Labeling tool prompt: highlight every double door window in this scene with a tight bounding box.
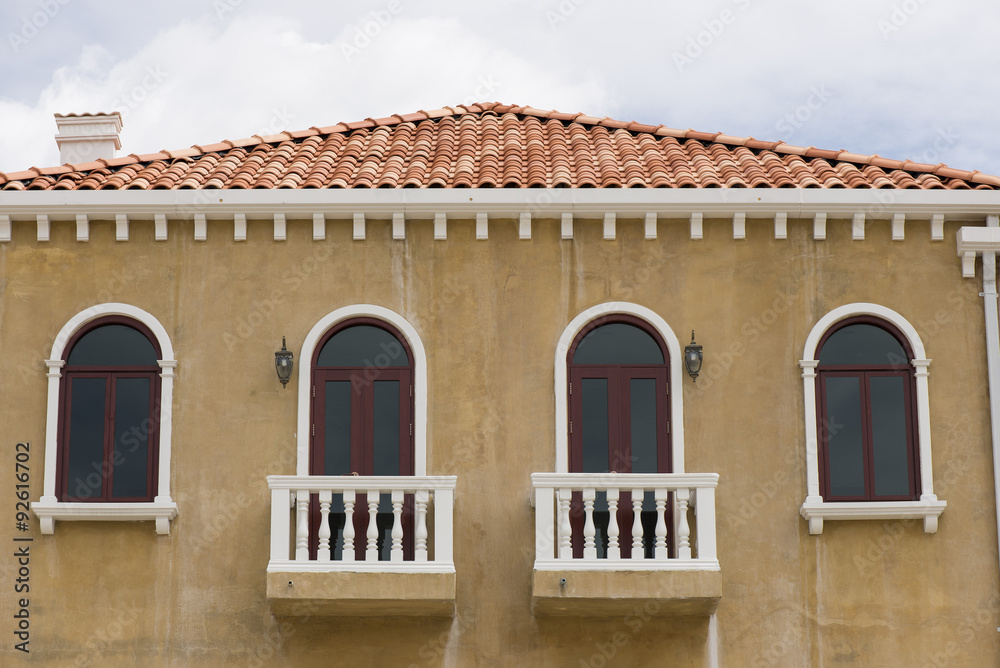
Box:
[310,319,414,560]
[568,317,671,558]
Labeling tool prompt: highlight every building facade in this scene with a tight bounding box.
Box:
[2,103,1000,665]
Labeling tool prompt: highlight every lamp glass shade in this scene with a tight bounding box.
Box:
[684,332,703,381]
[275,338,294,387]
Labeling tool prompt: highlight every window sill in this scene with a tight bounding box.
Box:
[799,496,946,535]
[32,496,178,535]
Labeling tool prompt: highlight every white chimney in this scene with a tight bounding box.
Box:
[54,112,123,164]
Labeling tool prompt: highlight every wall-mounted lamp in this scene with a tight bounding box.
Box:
[684,331,703,382]
[275,337,293,388]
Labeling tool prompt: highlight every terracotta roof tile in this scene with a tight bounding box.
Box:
[1,102,995,190]
[162,147,201,159]
[194,143,232,153]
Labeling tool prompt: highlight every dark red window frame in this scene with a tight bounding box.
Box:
[566,314,673,558]
[309,318,415,560]
[815,316,920,502]
[567,314,672,474]
[56,316,162,503]
[310,317,414,478]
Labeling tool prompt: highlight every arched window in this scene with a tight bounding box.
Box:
[59,318,161,501]
[799,304,946,534]
[308,315,416,560]
[564,311,674,559]
[311,318,414,479]
[567,316,671,475]
[815,318,917,501]
[34,303,178,535]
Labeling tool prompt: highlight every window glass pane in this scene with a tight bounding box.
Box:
[819,324,907,366]
[67,377,106,499]
[629,378,657,473]
[825,376,866,497]
[573,323,664,365]
[317,325,409,368]
[871,376,912,497]
[111,377,151,499]
[373,381,400,476]
[68,325,158,366]
[324,381,352,475]
[581,378,610,473]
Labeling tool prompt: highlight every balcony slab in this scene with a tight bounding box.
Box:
[267,571,456,617]
[531,568,721,617]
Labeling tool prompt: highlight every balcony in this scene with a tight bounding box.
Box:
[530,472,721,617]
[266,475,457,617]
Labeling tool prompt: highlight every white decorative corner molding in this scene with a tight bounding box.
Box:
[957,225,1000,277]
[554,302,686,474]
[798,303,944,535]
[296,305,428,477]
[32,303,178,535]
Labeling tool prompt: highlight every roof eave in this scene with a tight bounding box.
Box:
[2,187,1000,222]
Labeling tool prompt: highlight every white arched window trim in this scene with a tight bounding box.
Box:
[297,305,428,477]
[554,302,686,474]
[33,303,178,535]
[798,302,946,535]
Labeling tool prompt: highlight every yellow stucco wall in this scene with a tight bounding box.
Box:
[0,213,995,666]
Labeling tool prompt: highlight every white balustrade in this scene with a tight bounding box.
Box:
[531,473,720,571]
[267,475,457,573]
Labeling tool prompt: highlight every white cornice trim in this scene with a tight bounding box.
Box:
[2,188,1000,222]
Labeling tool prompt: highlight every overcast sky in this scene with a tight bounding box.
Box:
[2,1,998,177]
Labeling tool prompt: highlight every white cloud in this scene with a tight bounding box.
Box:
[2,1,1000,175]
